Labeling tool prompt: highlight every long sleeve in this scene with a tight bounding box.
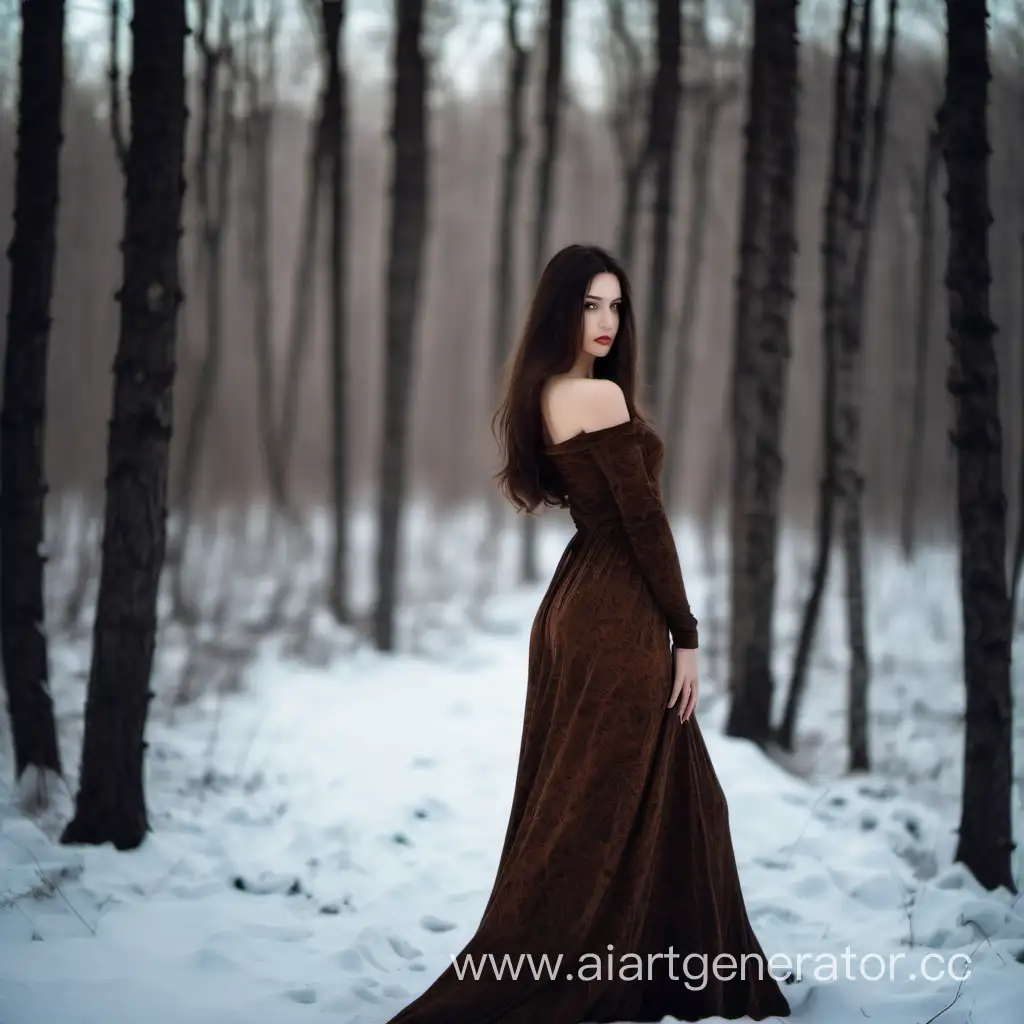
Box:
[589,431,699,649]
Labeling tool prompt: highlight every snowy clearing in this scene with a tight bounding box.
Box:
[1,512,1022,1023]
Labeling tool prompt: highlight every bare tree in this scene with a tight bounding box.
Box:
[661,76,739,508]
[373,0,429,650]
[607,0,650,271]
[277,84,328,490]
[0,0,66,798]
[240,0,287,512]
[643,0,682,400]
[725,0,800,745]
[843,0,898,771]
[521,0,567,585]
[62,0,188,851]
[778,0,896,758]
[316,0,351,624]
[943,0,1015,892]
[899,104,943,562]
[474,0,532,598]
[492,0,530,394]
[170,0,236,621]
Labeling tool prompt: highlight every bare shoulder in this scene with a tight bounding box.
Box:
[541,376,629,444]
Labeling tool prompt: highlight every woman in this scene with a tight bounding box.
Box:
[385,244,791,1023]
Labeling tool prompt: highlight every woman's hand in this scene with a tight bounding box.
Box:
[666,647,699,723]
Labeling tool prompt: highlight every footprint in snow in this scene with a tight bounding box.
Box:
[387,934,423,960]
[421,914,457,932]
[285,986,317,1005]
[351,979,384,1004]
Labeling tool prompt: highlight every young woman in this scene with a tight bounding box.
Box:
[385,244,791,1023]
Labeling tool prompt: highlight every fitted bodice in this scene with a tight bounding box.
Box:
[540,416,698,649]
[545,418,665,535]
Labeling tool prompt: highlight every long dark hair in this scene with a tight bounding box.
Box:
[491,244,652,513]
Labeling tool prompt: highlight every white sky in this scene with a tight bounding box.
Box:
[46,0,957,118]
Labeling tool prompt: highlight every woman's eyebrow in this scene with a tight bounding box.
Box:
[585,294,621,301]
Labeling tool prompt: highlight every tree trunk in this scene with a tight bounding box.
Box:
[171,1,235,621]
[476,0,531,597]
[644,0,682,404]
[607,0,648,271]
[661,81,736,509]
[728,3,770,739]
[241,0,287,513]
[943,0,1015,893]
[61,0,188,851]
[320,0,350,624]
[373,0,428,651]
[777,0,855,751]
[278,103,327,483]
[899,107,943,562]
[0,0,66,789]
[492,0,529,394]
[522,0,566,585]
[725,0,799,746]
[843,0,898,773]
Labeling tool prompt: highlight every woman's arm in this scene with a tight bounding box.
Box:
[589,430,699,649]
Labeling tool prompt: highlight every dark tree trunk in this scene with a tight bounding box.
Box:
[943,0,1015,892]
[607,0,648,271]
[372,0,428,651]
[61,0,188,851]
[320,0,350,624]
[778,0,855,752]
[522,0,566,585]
[729,5,771,742]
[492,0,529,393]
[900,106,943,562]
[725,0,800,745]
[477,0,530,602]
[643,0,682,404]
[843,0,898,772]
[0,0,66,788]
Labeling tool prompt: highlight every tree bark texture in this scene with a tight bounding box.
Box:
[643,0,682,403]
[0,0,67,783]
[943,0,1015,892]
[726,0,800,746]
[373,0,428,651]
[61,0,188,851]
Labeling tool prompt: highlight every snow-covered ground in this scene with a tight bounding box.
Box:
[1,505,1022,1023]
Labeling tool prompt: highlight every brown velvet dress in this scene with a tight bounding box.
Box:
[385,417,791,1023]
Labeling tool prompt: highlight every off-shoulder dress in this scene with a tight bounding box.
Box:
[385,416,791,1023]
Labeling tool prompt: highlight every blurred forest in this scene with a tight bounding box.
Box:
[0,0,1020,545]
[0,0,1020,880]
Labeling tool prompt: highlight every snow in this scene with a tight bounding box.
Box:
[0,511,1022,1023]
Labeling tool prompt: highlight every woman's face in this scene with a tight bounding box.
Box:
[580,272,621,359]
